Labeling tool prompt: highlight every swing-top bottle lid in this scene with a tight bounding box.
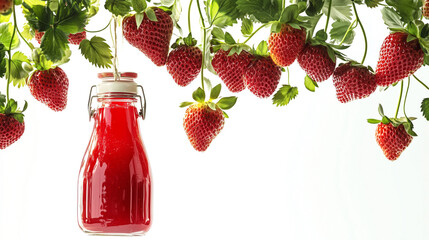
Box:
[97,72,138,95]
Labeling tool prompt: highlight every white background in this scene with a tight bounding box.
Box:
[1,1,429,240]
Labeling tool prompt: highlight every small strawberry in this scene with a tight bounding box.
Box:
[244,56,281,98]
[166,35,202,87]
[67,31,87,45]
[181,84,237,152]
[375,32,424,87]
[424,0,429,19]
[333,62,376,103]
[368,104,416,161]
[298,44,336,82]
[123,8,173,66]
[0,93,27,150]
[212,49,252,93]
[28,67,69,111]
[0,0,12,14]
[35,30,87,45]
[268,24,306,67]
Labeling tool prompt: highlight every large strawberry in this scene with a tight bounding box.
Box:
[28,67,69,112]
[212,49,252,93]
[181,85,237,151]
[0,93,26,150]
[375,32,424,87]
[35,30,87,45]
[268,24,306,67]
[298,44,336,82]
[368,104,416,161]
[166,35,202,87]
[0,0,12,14]
[333,62,376,103]
[123,8,173,66]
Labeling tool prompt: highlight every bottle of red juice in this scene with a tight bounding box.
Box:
[78,72,151,235]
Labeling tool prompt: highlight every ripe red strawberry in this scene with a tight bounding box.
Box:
[268,24,306,67]
[297,44,336,82]
[35,30,86,45]
[0,0,12,14]
[166,45,202,87]
[28,67,69,111]
[333,62,376,103]
[183,103,225,152]
[212,49,252,92]
[123,8,173,66]
[424,0,429,19]
[67,31,86,45]
[244,56,282,98]
[375,32,424,87]
[0,114,25,149]
[376,123,413,161]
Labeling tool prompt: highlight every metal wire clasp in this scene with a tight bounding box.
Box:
[87,85,147,121]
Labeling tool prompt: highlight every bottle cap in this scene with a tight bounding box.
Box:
[97,72,138,95]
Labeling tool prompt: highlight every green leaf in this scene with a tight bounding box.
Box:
[192,87,206,103]
[41,28,69,63]
[222,110,229,118]
[208,0,243,27]
[385,0,421,23]
[132,0,147,12]
[210,84,222,100]
[0,92,6,107]
[255,40,268,56]
[13,113,24,123]
[304,75,318,92]
[79,36,113,68]
[0,23,20,50]
[367,118,381,124]
[381,7,404,31]
[270,21,282,33]
[403,120,418,136]
[22,3,52,32]
[208,102,217,110]
[224,32,236,45]
[236,0,282,23]
[272,85,298,107]
[21,23,34,41]
[5,52,31,88]
[241,18,253,37]
[322,0,353,22]
[0,43,5,78]
[212,27,225,40]
[0,13,11,23]
[55,6,87,34]
[179,101,194,108]
[329,20,356,44]
[135,12,144,29]
[421,98,429,121]
[145,8,158,21]
[217,96,237,110]
[279,4,299,23]
[315,29,328,41]
[104,0,132,16]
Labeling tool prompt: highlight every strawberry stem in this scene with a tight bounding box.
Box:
[243,23,269,44]
[112,16,119,81]
[395,80,404,119]
[352,2,367,64]
[413,74,429,91]
[188,0,194,34]
[403,77,411,119]
[287,67,290,85]
[324,0,332,32]
[339,19,357,46]
[6,3,18,102]
[85,18,112,33]
[282,0,285,9]
[12,4,34,51]
[196,0,206,90]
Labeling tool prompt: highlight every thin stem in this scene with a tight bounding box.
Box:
[339,19,357,46]
[7,3,17,102]
[413,74,429,91]
[282,0,285,9]
[324,0,332,32]
[287,67,290,85]
[12,4,33,50]
[352,2,368,64]
[188,0,194,34]
[113,16,119,81]
[243,23,269,44]
[85,18,112,33]
[196,0,206,90]
[403,77,411,118]
[395,80,404,119]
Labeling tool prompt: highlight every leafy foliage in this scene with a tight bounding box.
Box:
[385,0,421,23]
[421,98,429,121]
[104,0,132,16]
[272,85,299,107]
[329,20,355,44]
[0,23,20,50]
[207,0,243,27]
[237,0,282,23]
[79,36,113,68]
[5,52,31,88]
[0,43,5,78]
[322,0,353,22]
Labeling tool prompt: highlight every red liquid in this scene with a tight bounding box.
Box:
[79,100,151,234]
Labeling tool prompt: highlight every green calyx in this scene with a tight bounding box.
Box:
[179,84,238,118]
[270,3,319,33]
[171,33,197,49]
[0,92,27,123]
[251,40,269,58]
[210,27,251,55]
[307,29,351,63]
[367,104,417,137]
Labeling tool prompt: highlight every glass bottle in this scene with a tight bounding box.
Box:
[78,72,151,235]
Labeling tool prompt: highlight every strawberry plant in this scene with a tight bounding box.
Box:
[0,0,428,162]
